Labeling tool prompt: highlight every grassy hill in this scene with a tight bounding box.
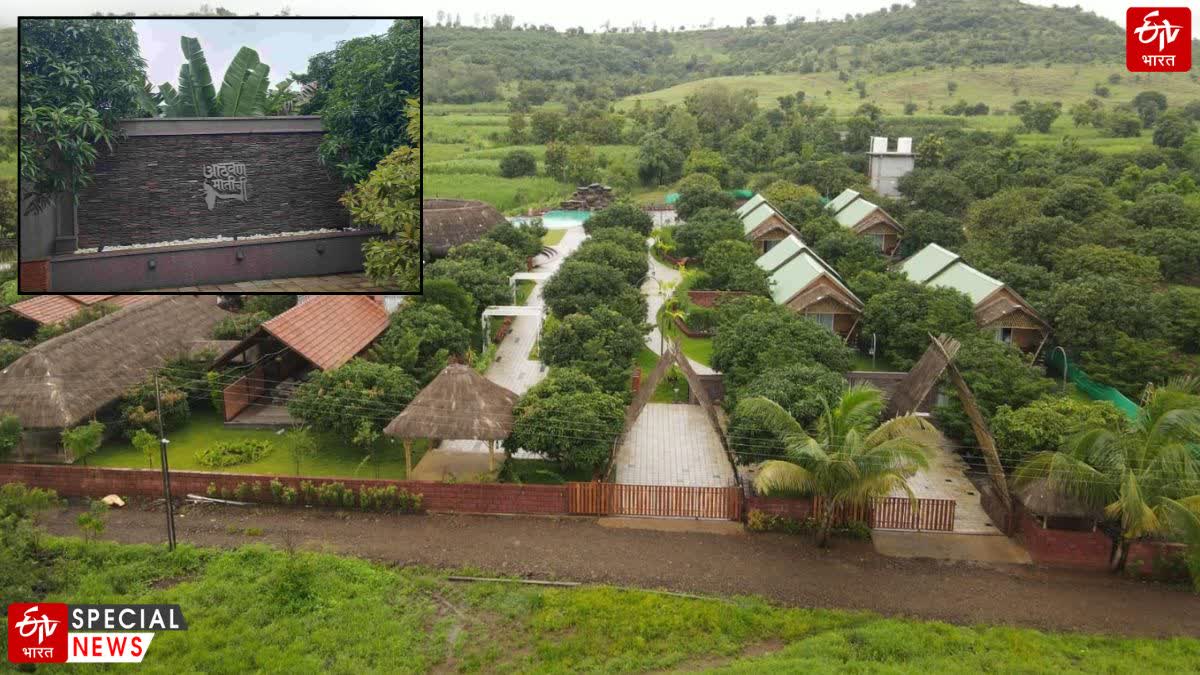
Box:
[0,27,13,107]
[618,65,1200,115]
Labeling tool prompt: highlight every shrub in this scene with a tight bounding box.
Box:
[234,482,253,501]
[683,305,716,333]
[299,480,318,504]
[61,420,105,465]
[288,359,418,440]
[281,486,298,505]
[499,149,538,177]
[195,439,273,467]
[119,378,190,438]
[0,341,26,369]
[991,396,1127,464]
[583,201,654,236]
[207,482,219,498]
[242,295,296,317]
[270,479,284,501]
[0,414,21,459]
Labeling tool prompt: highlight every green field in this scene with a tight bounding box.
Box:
[22,537,1200,672]
[88,410,424,480]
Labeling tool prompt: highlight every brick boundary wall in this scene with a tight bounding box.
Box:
[1126,540,1191,581]
[19,260,50,292]
[0,464,570,516]
[1014,505,1112,570]
[744,494,815,521]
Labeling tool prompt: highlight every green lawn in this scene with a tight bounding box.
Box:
[851,351,906,373]
[679,333,714,367]
[88,410,424,480]
[541,228,566,246]
[500,457,592,484]
[22,538,1200,672]
[637,346,693,403]
[514,279,536,305]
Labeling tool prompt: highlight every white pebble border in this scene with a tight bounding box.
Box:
[73,227,362,255]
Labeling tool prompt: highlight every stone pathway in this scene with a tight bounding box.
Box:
[643,248,714,375]
[614,403,735,487]
[889,435,1000,535]
[409,226,587,480]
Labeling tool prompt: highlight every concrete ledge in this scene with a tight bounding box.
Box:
[47,229,376,292]
[119,115,324,136]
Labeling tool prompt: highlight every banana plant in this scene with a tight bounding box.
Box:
[159,37,270,117]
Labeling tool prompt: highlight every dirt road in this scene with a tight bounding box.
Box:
[38,500,1200,638]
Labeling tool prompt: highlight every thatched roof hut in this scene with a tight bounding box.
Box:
[384,364,519,472]
[1017,478,1102,521]
[423,199,507,257]
[0,295,227,431]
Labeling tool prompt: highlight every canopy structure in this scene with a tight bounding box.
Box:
[383,363,519,472]
[508,272,552,303]
[480,304,545,350]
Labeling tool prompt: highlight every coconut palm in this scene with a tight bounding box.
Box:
[1013,377,1200,569]
[743,384,940,546]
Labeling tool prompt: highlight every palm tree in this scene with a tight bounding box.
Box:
[743,384,940,547]
[1013,377,1200,569]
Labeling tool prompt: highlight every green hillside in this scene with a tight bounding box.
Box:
[619,65,1200,115]
[0,27,13,107]
[425,0,1150,104]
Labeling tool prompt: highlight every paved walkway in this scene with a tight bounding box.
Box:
[643,247,714,375]
[151,272,397,293]
[890,435,999,535]
[410,227,587,479]
[614,403,735,487]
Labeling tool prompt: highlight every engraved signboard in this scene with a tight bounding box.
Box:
[202,162,248,210]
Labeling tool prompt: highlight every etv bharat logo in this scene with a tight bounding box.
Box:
[1127,7,1191,72]
[8,603,186,664]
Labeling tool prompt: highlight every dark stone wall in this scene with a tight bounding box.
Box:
[76,132,350,248]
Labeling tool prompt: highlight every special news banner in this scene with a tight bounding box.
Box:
[8,604,187,664]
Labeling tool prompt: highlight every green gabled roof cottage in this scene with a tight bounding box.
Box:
[755,235,863,340]
[825,188,904,255]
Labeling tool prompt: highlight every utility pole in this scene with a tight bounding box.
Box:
[154,374,177,551]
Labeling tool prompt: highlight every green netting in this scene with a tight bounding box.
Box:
[665,192,680,204]
[1045,350,1140,421]
[730,188,754,199]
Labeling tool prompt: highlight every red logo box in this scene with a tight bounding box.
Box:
[7,603,69,664]
[1128,7,1191,72]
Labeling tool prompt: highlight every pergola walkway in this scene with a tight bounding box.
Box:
[614,403,735,487]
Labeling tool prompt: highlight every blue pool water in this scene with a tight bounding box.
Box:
[510,210,591,230]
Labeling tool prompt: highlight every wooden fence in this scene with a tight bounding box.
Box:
[568,482,743,521]
[804,496,957,532]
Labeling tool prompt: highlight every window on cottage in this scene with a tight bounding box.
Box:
[870,233,887,251]
[762,239,779,253]
[995,327,1013,344]
[809,313,836,331]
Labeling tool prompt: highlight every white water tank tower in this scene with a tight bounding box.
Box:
[867,136,915,198]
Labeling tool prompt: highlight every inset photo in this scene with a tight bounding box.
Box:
[17,16,420,293]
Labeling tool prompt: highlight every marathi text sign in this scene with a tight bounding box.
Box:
[203,161,248,210]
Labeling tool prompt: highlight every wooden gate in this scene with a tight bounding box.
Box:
[812,496,956,532]
[568,482,743,521]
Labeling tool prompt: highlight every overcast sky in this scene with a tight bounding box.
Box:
[6,1,1200,35]
[132,19,392,87]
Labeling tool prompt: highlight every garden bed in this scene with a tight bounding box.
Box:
[87,410,424,480]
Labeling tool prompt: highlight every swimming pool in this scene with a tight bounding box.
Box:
[510,210,592,230]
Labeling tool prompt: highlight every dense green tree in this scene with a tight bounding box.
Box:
[305,19,420,182]
[376,303,471,382]
[447,238,524,276]
[698,240,771,295]
[1016,101,1061,133]
[539,307,644,392]
[1135,228,1200,282]
[859,280,977,369]
[508,390,624,475]
[992,396,1127,465]
[899,169,974,216]
[499,149,538,177]
[812,229,888,280]
[411,278,476,335]
[288,359,418,443]
[933,334,1055,442]
[712,309,853,391]
[583,201,654,236]
[1079,332,1186,397]
[1104,110,1143,137]
[682,149,730,186]
[587,226,648,253]
[1131,90,1168,126]
[571,240,649,286]
[529,109,564,143]
[675,188,736,221]
[484,221,545,259]
[19,19,149,212]
[1129,192,1199,231]
[672,212,744,259]
[636,130,686,186]
[1052,244,1161,285]
[897,209,965,257]
[727,363,847,463]
[1042,276,1153,356]
[542,260,647,324]
[426,258,510,313]
[1152,111,1195,149]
